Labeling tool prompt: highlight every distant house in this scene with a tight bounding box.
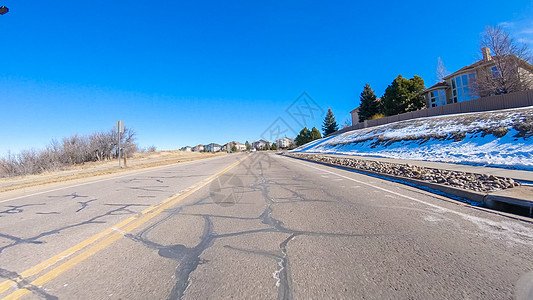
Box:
[221,143,230,152]
[233,142,246,151]
[222,141,246,152]
[192,144,204,152]
[423,47,533,108]
[252,139,269,150]
[180,146,192,152]
[221,141,246,152]
[205,143,222,152]
[276,137,294,149]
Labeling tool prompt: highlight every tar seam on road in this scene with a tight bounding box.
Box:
[118,154,392,300]
[0,155,248,300]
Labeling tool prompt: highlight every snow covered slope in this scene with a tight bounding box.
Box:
[291,106,533,170]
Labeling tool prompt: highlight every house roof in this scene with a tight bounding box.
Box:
[350,107,360,114]
[425,81,449,92]
[519,57,533,72]
[443,54,533,79]
[444,59,488,80]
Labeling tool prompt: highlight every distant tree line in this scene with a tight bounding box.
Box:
[0,126,138,178]
[262,142,278,151]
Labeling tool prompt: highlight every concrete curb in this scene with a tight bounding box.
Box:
[484,189,533,217]
[284,154,532,216]
[485,194,533,208]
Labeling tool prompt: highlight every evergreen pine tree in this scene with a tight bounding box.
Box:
[381,75,426,116]
[295,127,312,146]
[381,75,405,116]
[408,75,426,111]
[322,108,339,136]
[245,141,251,151]
[358,84,381,122]
[310,127,322,140]
[271,143,277,150]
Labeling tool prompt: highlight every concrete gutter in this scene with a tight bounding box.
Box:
[485,187,533,216]
[285,154,533,217]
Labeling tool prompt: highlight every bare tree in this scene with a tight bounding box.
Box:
[0,125,139,178]
[122,127,138,158]
[476,25,533,96]
[343,117,352,128]
[436,57,449,82]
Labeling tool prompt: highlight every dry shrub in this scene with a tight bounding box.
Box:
[491,126,509,138]
[369,113,385,120]
[450,131,466,141]
[513,116,533,138]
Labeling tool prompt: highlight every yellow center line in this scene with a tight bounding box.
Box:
[1,155,248,300]
[0,188,187,294]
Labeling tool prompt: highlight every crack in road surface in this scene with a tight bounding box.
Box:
[0,203,46,216]
[0,268,58,300]
[0,203,149,255]
[122,155,406,300]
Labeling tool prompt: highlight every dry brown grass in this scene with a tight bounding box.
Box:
[0,151,227,193]
[513,116,533,138]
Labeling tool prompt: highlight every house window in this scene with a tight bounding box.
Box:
[491,66,501,78]
[429,89,446,107]
[452,73,478,102]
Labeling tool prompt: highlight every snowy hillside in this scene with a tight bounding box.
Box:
[291,106,533,170]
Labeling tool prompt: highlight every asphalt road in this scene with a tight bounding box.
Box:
[0,152,532,299]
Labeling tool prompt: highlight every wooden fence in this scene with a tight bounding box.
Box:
[333,89,533,136]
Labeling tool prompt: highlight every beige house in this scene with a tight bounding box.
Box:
[222,141,246,152]
[350,107,360,126]
[234,142,247,151]
[276,137,294,149]
[192,144,204,152]
[424,47,533,108]
[252,140,268,150]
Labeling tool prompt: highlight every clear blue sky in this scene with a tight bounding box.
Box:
[1,0,532,156]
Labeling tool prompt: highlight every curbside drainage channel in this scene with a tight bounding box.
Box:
[284,153,533,218]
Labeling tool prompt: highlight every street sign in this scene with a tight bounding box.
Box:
[116,120,124,167]
[116,120,124,134]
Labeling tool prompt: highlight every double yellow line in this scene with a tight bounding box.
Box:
[1,155,248,300]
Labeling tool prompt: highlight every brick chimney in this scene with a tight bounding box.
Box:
[482,47,492,61]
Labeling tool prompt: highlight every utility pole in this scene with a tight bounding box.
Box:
[116,120,124,168]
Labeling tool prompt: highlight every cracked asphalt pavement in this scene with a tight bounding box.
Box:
[0,152,533,299]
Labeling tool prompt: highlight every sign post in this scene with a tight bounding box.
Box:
[116,120,124,167]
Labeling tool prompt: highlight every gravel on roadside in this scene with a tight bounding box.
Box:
[286,153,521,193]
